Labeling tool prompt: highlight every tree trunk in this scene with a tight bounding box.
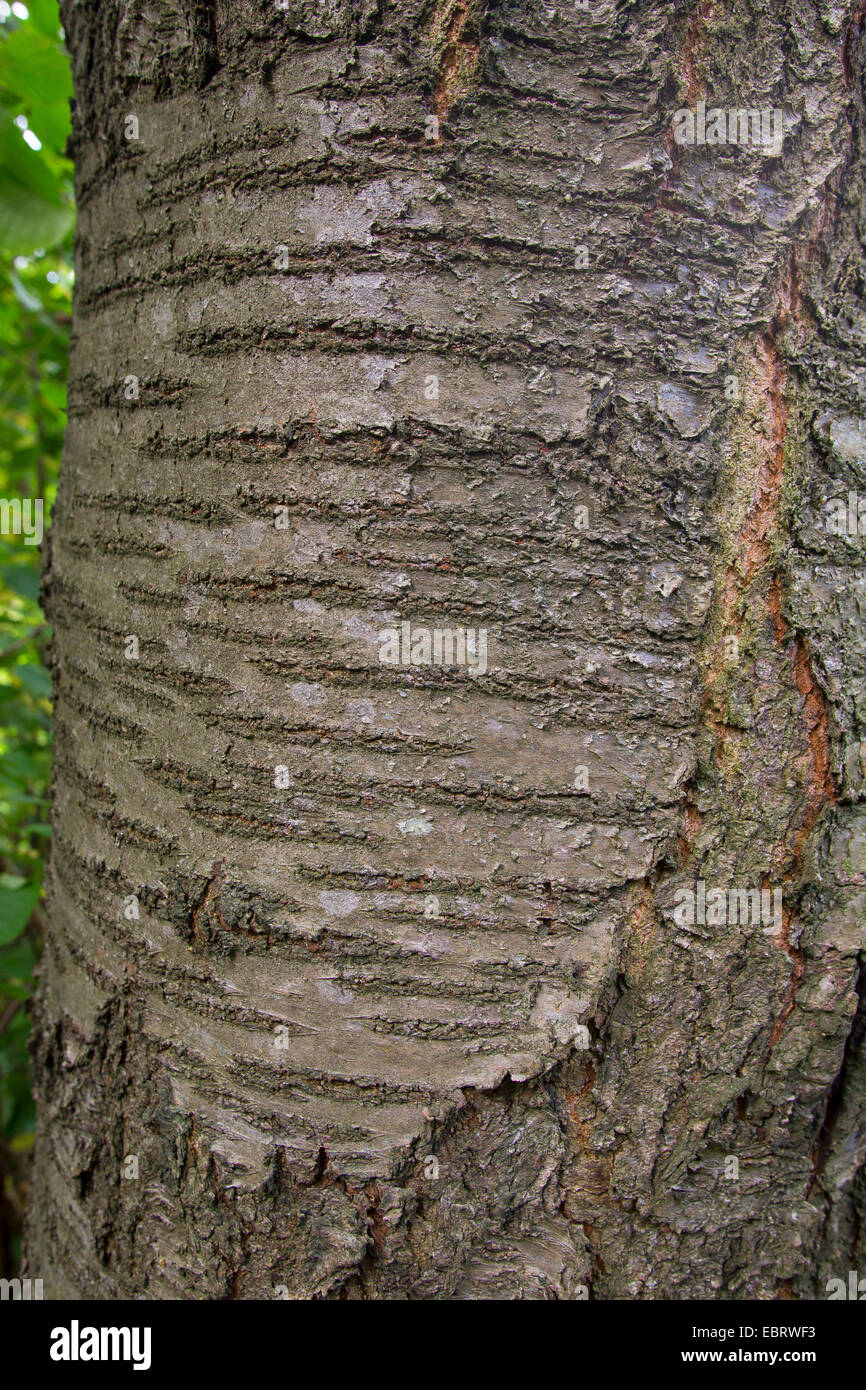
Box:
[27,0,866,1299]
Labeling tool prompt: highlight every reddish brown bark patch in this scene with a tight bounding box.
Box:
[427,0,483,120]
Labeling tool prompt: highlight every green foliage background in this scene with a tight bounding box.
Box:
[0,0,72,1275]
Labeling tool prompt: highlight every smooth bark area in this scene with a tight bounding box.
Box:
[26,0,866,1298]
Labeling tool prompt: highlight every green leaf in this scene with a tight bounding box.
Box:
[1,746,43,781]
[14,662,51,697]
[9,266,41,311]
[0,878,40,943]
[0,117,72,254]
[40,378,66,410]
[0,561,41,600]
[26,98,70,154]
[0,26,72,107]
[0,937,37,978]
[20,821,52,838]
[0,978,32,1000]
[20,0,63,42]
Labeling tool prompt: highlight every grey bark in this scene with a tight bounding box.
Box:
[25,0,866,1299]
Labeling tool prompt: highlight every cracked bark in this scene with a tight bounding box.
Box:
[25,0,866,1298]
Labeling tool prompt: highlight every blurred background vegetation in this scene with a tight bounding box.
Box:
[0,0,72,1275]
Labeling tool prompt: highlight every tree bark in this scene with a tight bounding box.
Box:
[26,0,866,1299]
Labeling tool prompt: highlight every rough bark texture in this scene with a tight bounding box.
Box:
[26,0,866,1298]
